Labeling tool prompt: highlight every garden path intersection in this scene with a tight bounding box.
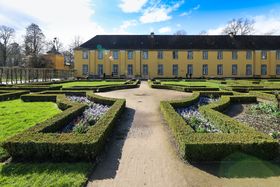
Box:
[87,82,280,187]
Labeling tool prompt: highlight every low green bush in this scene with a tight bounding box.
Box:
[160,92,279,161]
[0,90,30,101]
[3,92,126,161]
[0,85,62,92]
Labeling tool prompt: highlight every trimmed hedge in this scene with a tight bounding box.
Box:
[149,81,219,92]
[3,92,126,161]
[61,80,140,91]
[0,85,62,92]
[249,91,278,103]
[160,92,279,161]
[0,90,30,101]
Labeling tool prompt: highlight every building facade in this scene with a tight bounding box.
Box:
[74,34,280,78]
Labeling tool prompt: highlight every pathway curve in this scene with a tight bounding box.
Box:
[87,82,280,187]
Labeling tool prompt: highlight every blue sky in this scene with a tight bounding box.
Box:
[1,0,280,46]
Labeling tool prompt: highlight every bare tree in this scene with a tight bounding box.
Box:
[8,42,23,66]
[174,30,187,35]
[65,36,83,68]
[0,25,15,66]
[24,23,45,56]
[223,18,255,35]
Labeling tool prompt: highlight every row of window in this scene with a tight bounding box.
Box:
[82,64,280,76]
[83,50,280,60]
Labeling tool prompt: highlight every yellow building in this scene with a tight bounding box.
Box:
[45,47,70,70]
[74,34,280,79]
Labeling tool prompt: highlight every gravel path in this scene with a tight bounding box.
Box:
[87,82,280,187]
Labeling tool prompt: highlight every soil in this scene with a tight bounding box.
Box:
[224,103,280,140]
[87,82,280,187]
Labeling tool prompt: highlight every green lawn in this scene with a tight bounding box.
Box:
[161,81,220,88]
[57,81,125,88]
[0,162,91,187]
[0,100,61,160]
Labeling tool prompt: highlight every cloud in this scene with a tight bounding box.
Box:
[180,4,200,17]
[114,20,138,34]
[0,0,104,46]
[158,26,171,34]
[253,15,280,35]
[206,13,280,35]
[139,1,184,24]
[119,0,148,13]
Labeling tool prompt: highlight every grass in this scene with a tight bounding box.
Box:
[57,81,125,88]
[0,162,92,187]
[161,81,220,88]
[0,99,61,160]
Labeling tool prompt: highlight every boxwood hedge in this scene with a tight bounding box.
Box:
[160,91,279,161]
[0,90,30,101]
[3,91,126,161]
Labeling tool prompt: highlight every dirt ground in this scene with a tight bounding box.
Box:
[87,82,280,187]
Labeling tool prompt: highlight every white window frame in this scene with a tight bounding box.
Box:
[113,50,119,60]
[157,50,163,59]
[246,64,252,75]
[232,64,238,75]
[173,50,178,59]
[202,64,208,75]
[217,64,223,75]
[128,50,133,60]
[158,64,164,75]
[98,50,103,60]
[261,51,267,60]
[217,50,223,60]
[82,50,89,59]
[246,50,252,60]
[202,51,208,60]
[187,50,193,60]
[143,50,148,59]
[232,51,238,60]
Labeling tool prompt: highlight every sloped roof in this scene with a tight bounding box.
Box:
[79,35,280,50]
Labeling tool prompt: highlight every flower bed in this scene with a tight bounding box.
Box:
[225,102,280,140]
[176,97,221,133]
[62,96,110,133]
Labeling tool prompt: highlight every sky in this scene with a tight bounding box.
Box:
[1,0,280,48]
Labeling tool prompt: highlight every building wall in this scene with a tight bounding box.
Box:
[44,54,69,70]
[74,49,280,78]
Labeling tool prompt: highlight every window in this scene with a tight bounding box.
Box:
[82,51,88,59]
[173,50,178,59]
[217,64,223,75]
[82,64,88,75]
[158,64,164,75]
[113,50,118,60]
[261,51,267,60]
[232,64,238,75]
[187,64,193,75]
[127,64,133,75]
[158,50,163,59]
[112,64,118,76]
[232,51,238,60]
[128,50,133,59]
[187,50,193,60]
[246,50,252,60]
[217,51,223,60]
[98,64,103,76]
[172,64,178,76]
[276,65,280,75]
[143,50,148,59]
[202,64,208,75]
[276,50,280,60]
[98,50,103,59]
[202,51,208,60]
[246,64,252,75]
[143,64,148,75]
[261,64,267,75]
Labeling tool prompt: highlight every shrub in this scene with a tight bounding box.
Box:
[0,90,30,101]
[160,92,279,161]
[3,92,126,161]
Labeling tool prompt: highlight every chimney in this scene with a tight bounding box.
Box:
[150,32,155,38]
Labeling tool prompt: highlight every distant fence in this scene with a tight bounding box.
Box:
[0,67,76,85]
